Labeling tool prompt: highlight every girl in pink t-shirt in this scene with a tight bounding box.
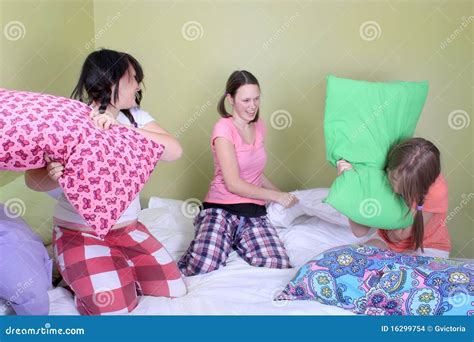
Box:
[179,70,298,276]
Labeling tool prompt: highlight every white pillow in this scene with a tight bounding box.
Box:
[267,188,350,228]
[144,197,196,233]
[140,197,197,259]
[148,197,185,211]
[266,195,305,227]
[142,195,357,268]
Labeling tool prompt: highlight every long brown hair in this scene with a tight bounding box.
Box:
[217,70,260,123]
[386,138,441,251]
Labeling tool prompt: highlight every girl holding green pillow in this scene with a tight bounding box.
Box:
[338,138,451,258]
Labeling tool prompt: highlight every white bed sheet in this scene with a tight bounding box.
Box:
[5,193,377,315]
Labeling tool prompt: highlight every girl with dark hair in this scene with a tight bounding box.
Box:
[24,49,186,315]
[178,70,298,276]
[71,49,182,157]
[338,138,451,258]
[71,48,144,126]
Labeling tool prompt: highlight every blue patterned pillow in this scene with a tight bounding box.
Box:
[276,245,474,316]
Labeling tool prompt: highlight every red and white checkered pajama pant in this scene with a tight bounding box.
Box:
[53,221,186,315]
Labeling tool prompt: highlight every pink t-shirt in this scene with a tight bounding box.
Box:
[204,117,267,206]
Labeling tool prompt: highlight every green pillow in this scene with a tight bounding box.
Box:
[323,75,429,229]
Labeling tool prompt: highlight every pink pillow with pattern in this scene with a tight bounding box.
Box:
[0,88,164,237]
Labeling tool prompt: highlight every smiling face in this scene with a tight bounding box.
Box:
[112,65,141,110]
[228,84,260,123]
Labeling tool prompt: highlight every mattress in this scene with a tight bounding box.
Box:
[4,191,377,315]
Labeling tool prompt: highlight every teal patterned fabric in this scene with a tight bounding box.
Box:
[277,245,473,315]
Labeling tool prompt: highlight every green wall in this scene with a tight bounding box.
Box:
[1,0,473,257]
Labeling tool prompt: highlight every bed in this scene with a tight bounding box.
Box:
[2,190,381,315]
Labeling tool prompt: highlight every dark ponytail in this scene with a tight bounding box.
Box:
[121,89,143,127]
[217,93,231,118]
[71,48,144,127]
[217,70,260,123]
[412,199,425,251]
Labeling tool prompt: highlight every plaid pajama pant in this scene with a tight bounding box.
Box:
[178,208,291,276]
[53,221,186,315]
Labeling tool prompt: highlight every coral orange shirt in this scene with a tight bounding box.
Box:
[378,174,451,252]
